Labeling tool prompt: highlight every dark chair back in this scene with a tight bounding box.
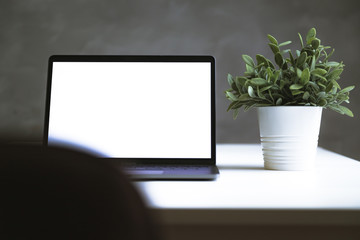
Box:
[0,145,159,240]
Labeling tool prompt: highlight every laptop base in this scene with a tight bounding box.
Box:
[123,165,219,180]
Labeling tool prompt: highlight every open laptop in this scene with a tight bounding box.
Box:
[44,55,218,180]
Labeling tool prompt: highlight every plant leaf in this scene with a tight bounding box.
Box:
[297,52,307,67]
[248,86,256,98]
[308,81,320,91]
[238,93,251,101]
[328,105,344,115]
[290,84,304,90]
[312,73,327,82]
[226,91,238,101]
[337,94,350,101]
[279,80,286,90]
[281,49,291,55]
[234,78,242,92]
[242,54,255,67]
[338,105,354,117]
[273,70,280,84]
[244,71,254,77]
[250,78,267,86]
[268,43,280,54]
[324,48,335,62]
[311,38,320,49]
[292,90,304,96]
[244,102,258,112]
[227,74,234,87]
[310,55,316,71]
[306,28,316,44]
[236,76,247,85]
[318,82,326,90]
[254,103,272,107]
[317,91,326,99]
[268,60,275,69]
[266,67,273,80]
[303,91,310,100]
[257,86,265,99]
[331,79,341,90]
[275,52,284,67]
[260,85,273,92]
[296,68,302,78]
[256,54,269,67]
[278,41,292,47]
[227,101,239,112]
[246,64,255,74]
[298,33,304,48]
[325,61,340,67]
[267,34,278,45]
[300,68,310,85]
[318,98,327,106]
[255,62,265,71]
[328,69,343,81]
[289,51,295,65]
[338,86,355,94]
[311,68,327,76]
[325,82,333,93]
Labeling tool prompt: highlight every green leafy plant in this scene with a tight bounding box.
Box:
[225,27,355,119]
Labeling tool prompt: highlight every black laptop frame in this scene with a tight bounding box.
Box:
[44,55,216,166]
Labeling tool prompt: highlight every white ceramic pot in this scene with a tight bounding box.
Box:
[257,106,323,171]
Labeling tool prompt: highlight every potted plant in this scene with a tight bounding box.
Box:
[225,27,355,170]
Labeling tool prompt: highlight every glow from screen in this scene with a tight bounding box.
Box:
[48,62,211,158]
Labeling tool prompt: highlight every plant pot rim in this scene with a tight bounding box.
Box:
[257,106,323,109]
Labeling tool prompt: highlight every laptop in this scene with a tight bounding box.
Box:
[44,55,218,180]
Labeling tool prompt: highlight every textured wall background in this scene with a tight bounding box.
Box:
[1,0,359,159]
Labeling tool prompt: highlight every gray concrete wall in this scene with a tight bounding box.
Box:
[1,0,359,159]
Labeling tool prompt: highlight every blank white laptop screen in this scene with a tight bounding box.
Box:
[48,61,211,159]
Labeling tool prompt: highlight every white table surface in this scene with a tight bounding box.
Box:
[135,144,360,225]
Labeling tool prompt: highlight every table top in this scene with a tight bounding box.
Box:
[135,144,360,225]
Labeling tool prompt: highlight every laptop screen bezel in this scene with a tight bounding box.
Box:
[44,55,216,165]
